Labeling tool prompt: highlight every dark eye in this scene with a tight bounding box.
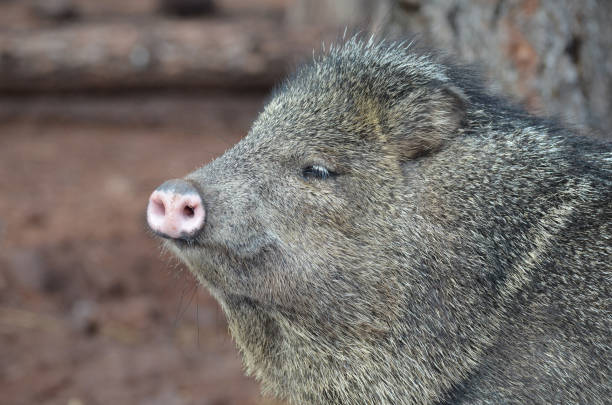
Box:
[302,164,335,180]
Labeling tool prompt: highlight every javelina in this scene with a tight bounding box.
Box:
[147,39,611,404]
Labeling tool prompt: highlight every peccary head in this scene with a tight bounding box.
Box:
[148,40,537,404]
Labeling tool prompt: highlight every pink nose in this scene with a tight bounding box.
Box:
[147,179,205,239]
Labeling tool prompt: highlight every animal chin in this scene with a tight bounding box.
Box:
[213,232,279,260]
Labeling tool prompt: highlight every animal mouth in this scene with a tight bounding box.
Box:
[149,228,203,249]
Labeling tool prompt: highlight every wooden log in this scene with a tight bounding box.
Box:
[0,17,318,92]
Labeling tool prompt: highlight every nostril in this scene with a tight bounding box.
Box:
[183,205,195,218]
[151,197,166,217]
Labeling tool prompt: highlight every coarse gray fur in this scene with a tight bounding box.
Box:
[157,37,611,404]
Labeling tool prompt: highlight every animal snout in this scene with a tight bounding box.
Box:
[147,179,205,239]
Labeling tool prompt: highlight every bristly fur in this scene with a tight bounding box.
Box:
[159,37,611,404]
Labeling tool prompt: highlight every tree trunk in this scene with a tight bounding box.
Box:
[290,0,612,138]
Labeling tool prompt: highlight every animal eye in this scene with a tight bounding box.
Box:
[302,164,335,180]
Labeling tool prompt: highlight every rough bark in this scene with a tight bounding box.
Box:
[291,0,612,138]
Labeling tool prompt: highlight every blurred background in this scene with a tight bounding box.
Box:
[0,1,610,404]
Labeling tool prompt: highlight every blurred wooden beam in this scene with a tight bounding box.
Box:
[0,17,318,92]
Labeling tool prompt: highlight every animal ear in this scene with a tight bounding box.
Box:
[389,82,468,161]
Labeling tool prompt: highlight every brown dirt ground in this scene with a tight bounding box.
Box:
[0,93,286,405]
